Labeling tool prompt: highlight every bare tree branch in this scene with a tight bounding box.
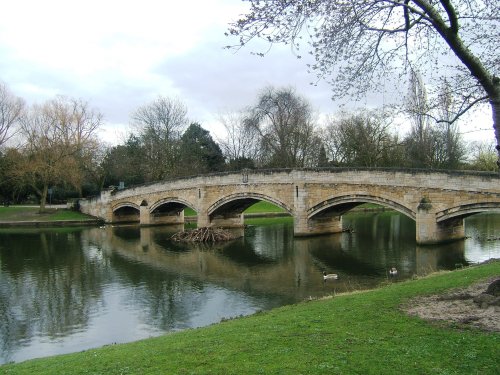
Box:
[0,82,24,147]
[227,0,500,169]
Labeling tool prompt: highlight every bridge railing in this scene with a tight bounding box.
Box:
[84,167,499,197]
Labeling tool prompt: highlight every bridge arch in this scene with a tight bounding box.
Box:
[142,197,198,226]
[207,192,293,217]
[150,197,197,214]
[112,202,140,211]
[204,192,292,229]
[436,202,500,222]
[111,202,140,223]
[307,194,416,221]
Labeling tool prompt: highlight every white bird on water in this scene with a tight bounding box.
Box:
[323,271,338,281]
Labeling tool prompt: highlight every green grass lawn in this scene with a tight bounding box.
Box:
[184,201,286,217]
[245,216,293,226]
[2,260,499,374]
[244,200,286,213]
[184,202,382,218]
[0,201,289,223]
[0,206,98,222]
[0,206,39,220]
[183,207,197,216]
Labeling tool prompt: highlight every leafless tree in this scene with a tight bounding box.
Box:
[131,96,188,179]
[323,110,401,167]
[76,138,109,192]
[47,97,104,196]
[405,70,437,167]
[434,80,466,168]
[228,0,500,169]
[467,141,497,171]
[16,97,103,210]
[246,86,321,168]
[217,110,260,169]
[405,71,465,168]
[0,82,24,148]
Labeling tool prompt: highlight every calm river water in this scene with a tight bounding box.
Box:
[1,211,499,364]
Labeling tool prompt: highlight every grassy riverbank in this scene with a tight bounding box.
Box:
[2,260,499,374]
[0,201,373,223]
[0,206,100,225]
[182,201,287,217]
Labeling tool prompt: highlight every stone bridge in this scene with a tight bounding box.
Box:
[79,168,500,245]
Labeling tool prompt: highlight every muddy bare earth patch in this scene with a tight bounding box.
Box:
[404,276,500,332]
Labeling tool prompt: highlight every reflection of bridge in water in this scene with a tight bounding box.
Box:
[80,168,500,245]
[82,224,467,298]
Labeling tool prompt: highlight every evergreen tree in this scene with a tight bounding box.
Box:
[179,123,225,175]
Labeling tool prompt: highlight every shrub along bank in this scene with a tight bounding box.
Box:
[2,260,499,374]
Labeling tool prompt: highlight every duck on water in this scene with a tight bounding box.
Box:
[323,271,338,281]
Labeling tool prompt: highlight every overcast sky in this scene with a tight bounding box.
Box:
[0,0,493,145]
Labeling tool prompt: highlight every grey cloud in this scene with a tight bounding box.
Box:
[154,39,337,116]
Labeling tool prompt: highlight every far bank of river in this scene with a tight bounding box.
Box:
[0,202,390,227]
[0,206,102,227]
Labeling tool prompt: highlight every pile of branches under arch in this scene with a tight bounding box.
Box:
[171,227,235,242]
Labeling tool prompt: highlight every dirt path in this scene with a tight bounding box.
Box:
[404,276,500,332]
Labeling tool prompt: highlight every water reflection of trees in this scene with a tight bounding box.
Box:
[341,212,417,273]
[308,238,382,276]
[85,226,321,300]
[90,217,468,305]
[221,224,294,265]
[308,211,475,280]
[415,242,468,273]
[0,229,109,363]
[245,224,295,261]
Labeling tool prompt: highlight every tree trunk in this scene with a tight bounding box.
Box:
[490,88,500,172]
[39,184,48,212]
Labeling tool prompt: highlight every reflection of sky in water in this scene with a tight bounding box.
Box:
[464,213,500,263]
[465,237,500,263]
[3,280,273,364]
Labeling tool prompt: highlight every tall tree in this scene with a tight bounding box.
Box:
[405,71,466,168]
[434,80,466,168]
[15,97,102,210]
[317,144,329,167]
[101,135,147,187]
[59,97,103,197]
[217,110,260,169]
[77,138,109,195]
[324,110,400,167]
[405,70,438,167]
[0,82,24,148]
[467,141,498,171]
[132,96,188,179]
[228,0,500,169]
[246,86,321,168]
[0,148,28,203]
[179,123,225,175]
